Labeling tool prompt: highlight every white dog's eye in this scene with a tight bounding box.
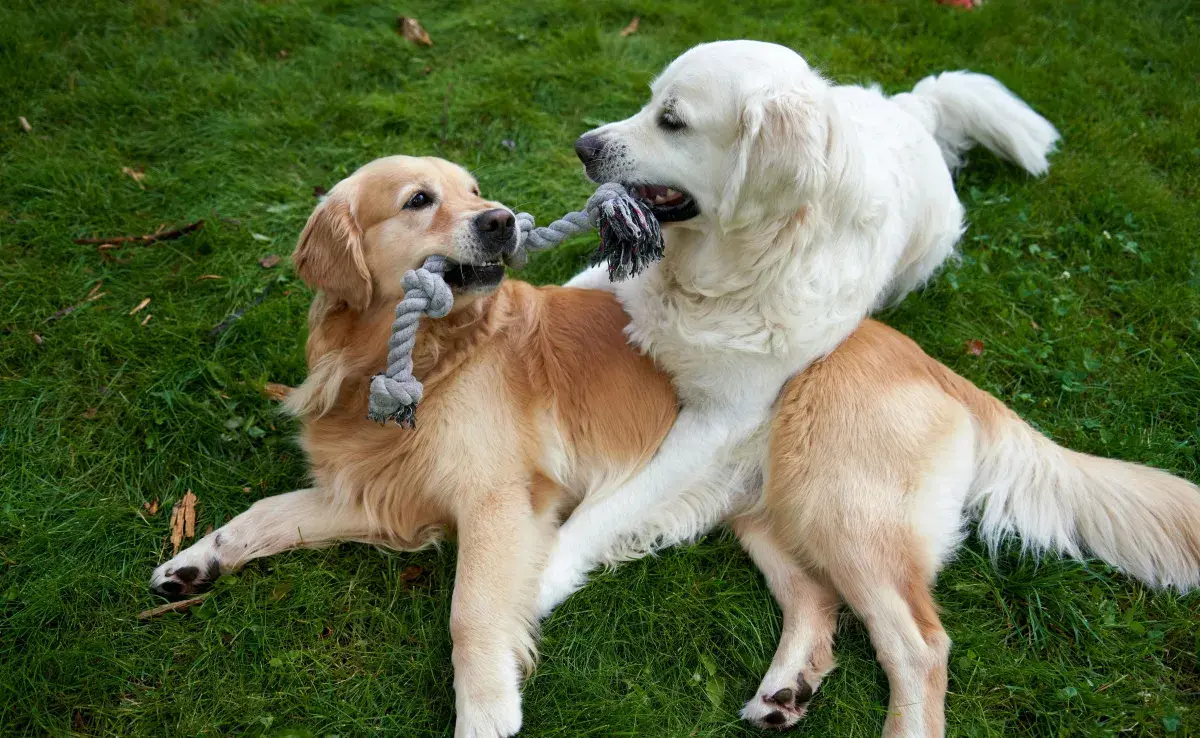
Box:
[658,111,686,132]
[404,191,434,209]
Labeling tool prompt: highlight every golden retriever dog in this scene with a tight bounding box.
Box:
[149,156,677,738]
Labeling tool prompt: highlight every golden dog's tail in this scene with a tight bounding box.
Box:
[960,386,1200,591]
[896,71,1060,176]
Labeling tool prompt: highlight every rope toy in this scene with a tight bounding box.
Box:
[366,183,663,427]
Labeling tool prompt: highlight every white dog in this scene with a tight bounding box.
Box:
[540,39,1062,615]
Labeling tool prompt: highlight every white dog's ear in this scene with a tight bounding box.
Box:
[719,92,824,229]
[292,187,373,311]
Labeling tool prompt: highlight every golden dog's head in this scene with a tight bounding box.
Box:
[293,156,518,311]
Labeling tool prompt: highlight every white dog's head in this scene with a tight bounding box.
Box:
[575,41,838,233]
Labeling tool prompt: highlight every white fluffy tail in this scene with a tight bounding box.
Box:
[896,71,1060,175]
[964,397,1200,591]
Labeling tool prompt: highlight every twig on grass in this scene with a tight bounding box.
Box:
[137,594,209,620]
[73,219,205,246]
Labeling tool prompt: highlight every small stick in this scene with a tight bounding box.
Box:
[74,219,204,246]
[137,594,209,620]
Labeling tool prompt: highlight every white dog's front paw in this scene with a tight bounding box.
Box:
[149,535,223,599]
[536,554,588,618]
[454,686,522,738]
[739,678,816,730]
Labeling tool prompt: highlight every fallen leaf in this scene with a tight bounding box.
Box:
[964,339,984,356]
[122,166,146,188]
[196,274,223,281]
[251,232,272,242]
[262,382,292,401]
[397,16,433,46]
[242,486,251,494]
[1030,320,1040,330]
[400,565,426,584]
[276,49,289,59]
[86,282,104,299]
[258,254,281,268]
[137,594,208,620]
[144,498,159,515]
[129,297,151,315]
[31,332,43,345]
[168,490,198,555]
[73,711,86,732]
[82,407,98,419]
[140,314,152,326]
[620,16,640,36]
[87,291,107,302]
[18,116,31,133]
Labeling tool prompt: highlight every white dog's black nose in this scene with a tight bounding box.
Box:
[574,134,606,165]
[474,208,516,254]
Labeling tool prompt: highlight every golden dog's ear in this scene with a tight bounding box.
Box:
[292,189,373,311]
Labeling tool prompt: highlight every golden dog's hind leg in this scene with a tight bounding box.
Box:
[149,487,379,598]
[450,486,553,738]
[817,521,949,738]
[734,515,841,731]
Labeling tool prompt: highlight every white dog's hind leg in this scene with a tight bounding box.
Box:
[537,406,751,617]
[149,488,374,598]
[734,516,841,730]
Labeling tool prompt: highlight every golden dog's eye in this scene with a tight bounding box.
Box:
[658,111,686,132]
[405,191,433,209]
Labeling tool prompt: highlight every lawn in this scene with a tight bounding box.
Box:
[1,0,1198,736]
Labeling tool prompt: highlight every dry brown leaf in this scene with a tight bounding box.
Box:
[168,490,198,555]
[263,382,293,402]
[258,253,281,269]
[196,274,223,281]
[398,16,433,46]
[964,339,985,356]
[122,166,146,188]
[86,291,107,302]
[18,116,31,133]
[137,594,208,620]
[86,282,104,299]
[31,332,43,345]
[401,565,426,583]
[82,407,98,419]
[129,297,151,315]
[204,524,213,536]
[620,16,640,36]
[140,314,152,326]
[144,498,159,516]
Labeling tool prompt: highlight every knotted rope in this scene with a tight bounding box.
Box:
[366,183,663,427]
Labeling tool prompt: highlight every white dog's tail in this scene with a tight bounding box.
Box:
[962,388,1200,591]
[895,71,1060,175]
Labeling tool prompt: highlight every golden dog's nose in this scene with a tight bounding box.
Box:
[474,209,516,254]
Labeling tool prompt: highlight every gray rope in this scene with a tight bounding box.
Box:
[365,182,628,426]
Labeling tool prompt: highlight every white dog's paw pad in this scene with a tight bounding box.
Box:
[150,558,220,600]
[743,678,815,730]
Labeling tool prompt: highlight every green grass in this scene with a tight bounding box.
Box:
[1,0,1198,735]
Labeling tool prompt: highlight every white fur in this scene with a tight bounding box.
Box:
[540,40,1059,615]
